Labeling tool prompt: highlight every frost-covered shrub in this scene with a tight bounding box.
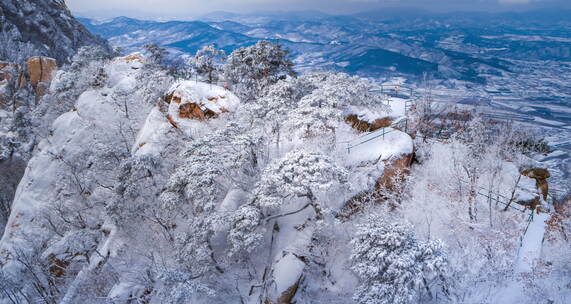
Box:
[253,150,348,213]
[224,40,296,102]
[227,205,264,262]
[351,215,448,304]
[193,45,226,84]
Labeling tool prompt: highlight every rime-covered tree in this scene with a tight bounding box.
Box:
[253,150,348,217]
[284,72,390,142]
[452,115,490,221]
[161,122,261,217]
[245,76,315,149]
[193,45,226,83]
[309,73,390,109]
[227,150,348,259]
[285,96,341,142]
[156,122,263,296]
[224,40,296,102]
[226,205,264,262]
[143,42,169,66]
[351,215,448,304]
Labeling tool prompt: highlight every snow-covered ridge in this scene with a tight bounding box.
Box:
[0,54,152,267]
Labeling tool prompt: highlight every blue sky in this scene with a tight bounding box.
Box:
[66,0,571,19]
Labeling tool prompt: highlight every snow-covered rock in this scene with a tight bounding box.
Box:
[344,127,414,166]
[165,81,240,122]
[0,54,153,276]
[0,0,109,64]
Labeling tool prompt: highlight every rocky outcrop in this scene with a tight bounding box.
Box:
[26,57,57,87]
[277,275,304,304]
[516,196,542,212]
[521,168,550,201]
[164,81,240,123]
[0,57,58,105]
[0,0,110,64]
[337,151,414,220]
[26,57,57,96]
[375,153,414,191]
[178,102,218,120]
[345,114,394,133]
[272,252,306,304]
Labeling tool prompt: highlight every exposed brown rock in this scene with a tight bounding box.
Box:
[516,196,541,212]
[121,53,145,63]
[166,115,179,129]
[337,152,414,220]
[536,179,549,201]
[164,92,175,104]
[376,153,414,192]
[27,57,57,85]
[47,254,70,278]
[345,114,394,133]
[179,102,218,120]
[26,57,57,96]
[277,274,304,304]
[521,168,550,180]
[521,168,550,201]
[17,72,27,89]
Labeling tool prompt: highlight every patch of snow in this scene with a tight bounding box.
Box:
[272,252,305,295]
[344,128,413,166]
[219,188,248,213]
[516,212,550,273]
[132,107,171,156]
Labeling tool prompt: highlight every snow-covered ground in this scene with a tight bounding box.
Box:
[497,211,551,304]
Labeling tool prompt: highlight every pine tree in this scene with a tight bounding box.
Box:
[350,215,448,304]
[223,40,296,102]
[253,150,348,216]
[193,45,226,84]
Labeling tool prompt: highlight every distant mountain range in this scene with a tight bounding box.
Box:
[78,9,571,84]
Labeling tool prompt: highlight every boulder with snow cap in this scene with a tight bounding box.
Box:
[271,252,306,304]
[164,81,240,122]
[520,167,550,201]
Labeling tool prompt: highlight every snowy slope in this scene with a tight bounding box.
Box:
[0,55,153,273]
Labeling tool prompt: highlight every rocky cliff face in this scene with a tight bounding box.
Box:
[0,0,109,64]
